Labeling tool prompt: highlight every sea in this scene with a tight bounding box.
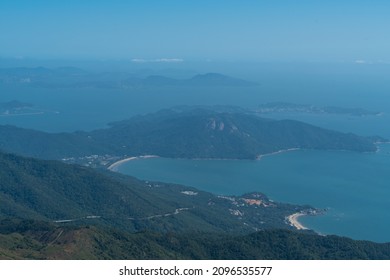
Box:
[116,144,390,242]
[1,62,390,242]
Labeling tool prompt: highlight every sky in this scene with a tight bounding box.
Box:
[0,0,390,63]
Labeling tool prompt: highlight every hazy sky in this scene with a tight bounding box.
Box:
[1,0,389,62]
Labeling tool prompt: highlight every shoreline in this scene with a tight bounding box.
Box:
[109,154,322,234]
[107,155,159,171]
[256,148,300,160]
[287,212,308,230]
[107,148,302,171]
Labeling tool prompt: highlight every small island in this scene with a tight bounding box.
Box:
[256,102,381,117]
[0,100,44,116]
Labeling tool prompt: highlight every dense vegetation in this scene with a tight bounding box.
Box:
[0,125,111,159]
[0,151,306,233]
[1,219,390,260]
[95,108,377,159]
[0,107,379,160]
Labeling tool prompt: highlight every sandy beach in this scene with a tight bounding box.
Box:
[287,213,308,230]
[108,155,158,171]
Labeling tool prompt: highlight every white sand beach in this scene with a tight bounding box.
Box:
[287,213,308,230]
[108,155,158,171]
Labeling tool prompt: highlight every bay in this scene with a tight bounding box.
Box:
[117,144,390,242]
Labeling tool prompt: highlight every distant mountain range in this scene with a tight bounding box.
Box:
[0,67,257,88]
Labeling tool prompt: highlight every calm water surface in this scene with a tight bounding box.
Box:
[117,144,390,242]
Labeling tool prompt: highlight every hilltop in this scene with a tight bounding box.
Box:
[96,108,378,159]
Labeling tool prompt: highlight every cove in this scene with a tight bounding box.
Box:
[116,144,390,243]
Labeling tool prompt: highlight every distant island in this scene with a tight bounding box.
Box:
[256,102,381,117]
[0,67,257,89]
[0,100,57,117]
[0,100,39,116]
[121,73,257,88]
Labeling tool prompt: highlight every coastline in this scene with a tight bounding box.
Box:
[107,155,159,171]
[109,153,323,234]
[256,148,300,160]
[108,148,302,171]
[287,212,308,230]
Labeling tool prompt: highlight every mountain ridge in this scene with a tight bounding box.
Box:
[0,107,381,162]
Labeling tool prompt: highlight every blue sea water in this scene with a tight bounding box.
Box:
[117,144,390,242]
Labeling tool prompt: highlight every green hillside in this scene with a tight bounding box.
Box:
[0,151,308,233]
[1,219,389,260]
[97,108,377,159]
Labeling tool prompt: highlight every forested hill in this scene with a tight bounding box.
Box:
[1,220,390,260]
[0,108,380,160]
[94,108,378,159]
